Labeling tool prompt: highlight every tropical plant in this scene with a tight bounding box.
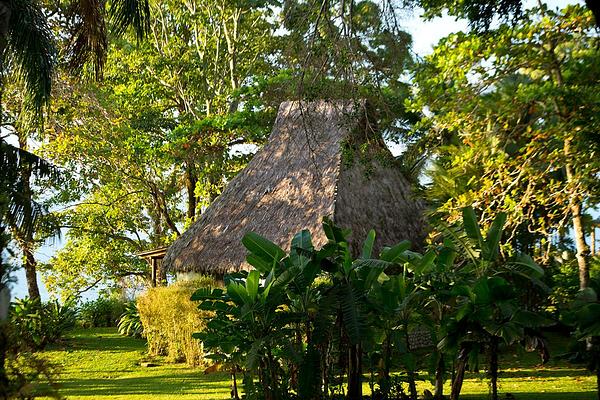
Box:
[192,207,553,400]
[438,208,552,400]
[9,297,76,351]
[194,219,432,400]
[561,277,600,399]
[77,297,125,328]
[117,302,143,338]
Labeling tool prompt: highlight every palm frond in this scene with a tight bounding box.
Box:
[109,0,150,40]
[5,0,56,115]
[69,0,152,75]
[66,0,108,78]
[340,282,362,345]
[0,140,58,236]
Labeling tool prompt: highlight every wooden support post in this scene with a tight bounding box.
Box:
[151,258,157,287]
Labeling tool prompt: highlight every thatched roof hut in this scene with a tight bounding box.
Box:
[164,100,426,276]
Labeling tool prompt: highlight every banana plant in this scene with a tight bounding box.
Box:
[193,228,324,400]
[440,207,551,400]
[561,277,600,400]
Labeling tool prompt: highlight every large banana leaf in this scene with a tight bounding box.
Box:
[242,231,285,270]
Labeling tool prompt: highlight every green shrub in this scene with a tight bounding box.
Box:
[117,302,143,338]
[137,277,217,366]
[10,297,76,350]
[78,297,125,328]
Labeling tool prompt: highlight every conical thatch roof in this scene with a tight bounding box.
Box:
[164,100,426,276]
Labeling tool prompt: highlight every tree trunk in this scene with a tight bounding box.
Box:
[408,370,418,400]
[0,284,9,398]
[185,164,197,221]
[322,341,330,397]
[571,197,590,289]
[23,247,40,300]
[434,353,445,400]
[14,136,40,300]
[231,369,240,400]
[596,366,599,400]
[0,323,8,398]
[563,136,590,289]
[382,336,392,397]
[451,346,469,400]
[591,226,595,256]
[489,337,499,400]
[348,343,362,400]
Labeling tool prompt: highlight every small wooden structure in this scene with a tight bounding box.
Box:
[136,247,168,287]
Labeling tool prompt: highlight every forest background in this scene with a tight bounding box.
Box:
[3,0,595,303]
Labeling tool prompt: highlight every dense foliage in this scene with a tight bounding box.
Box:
[2,1,599,399]
[193,209,549,400]
[117,301,143,338]
[408,5,600,290]
[9,297,76,351]
[77,296,126,328]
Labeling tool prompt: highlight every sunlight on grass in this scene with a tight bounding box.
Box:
[41,328,231,399]
[39,328,596,399]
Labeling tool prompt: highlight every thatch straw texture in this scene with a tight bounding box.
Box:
[163,100,425,275]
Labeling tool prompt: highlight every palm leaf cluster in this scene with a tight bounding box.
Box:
[0,141,55,236]
[0,0,150,117]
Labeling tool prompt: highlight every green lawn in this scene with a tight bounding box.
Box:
[40,328,596,399]
[42,328,231,400]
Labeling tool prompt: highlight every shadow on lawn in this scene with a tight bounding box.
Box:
[57,329,147,352]
[57,373,231,396]
[460,393,595,400]
[461,367,593,380]
[498,368,592,379]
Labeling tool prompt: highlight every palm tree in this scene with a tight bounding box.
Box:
[0,0,150,300]
[1,0,150,113]
[0,1,149,389]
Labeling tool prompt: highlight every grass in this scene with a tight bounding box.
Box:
[39,328,596,399]
[41,328,230,400]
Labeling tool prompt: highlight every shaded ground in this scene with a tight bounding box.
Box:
[40,328,595,399]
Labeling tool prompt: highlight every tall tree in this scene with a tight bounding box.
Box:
[0,0,151,299]
[40,0,280,297]
[409,5,600,288]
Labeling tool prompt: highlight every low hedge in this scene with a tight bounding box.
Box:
[137,276,216,366]
[78,297,126,328]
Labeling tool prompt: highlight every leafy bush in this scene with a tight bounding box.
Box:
[77,297,125,328]
[10,297,76,351]
[137,277,217,366]
[560,276,600,390]
[193,210,549,400]
[117,302,143,338]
